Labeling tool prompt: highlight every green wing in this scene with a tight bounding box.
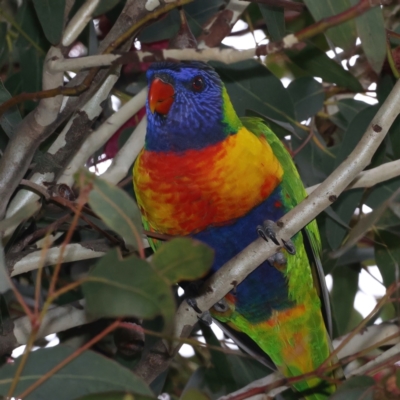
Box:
[241,116,332,335]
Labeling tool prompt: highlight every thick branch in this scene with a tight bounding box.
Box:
[133,76,400,384]
[0,46,64,219]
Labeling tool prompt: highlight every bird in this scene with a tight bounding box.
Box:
[133,61,336,399]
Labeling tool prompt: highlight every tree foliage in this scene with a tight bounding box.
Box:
[0,0,400,399]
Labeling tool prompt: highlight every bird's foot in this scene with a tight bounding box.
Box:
[187,298,213,325]
[267,251,287,271]
[257,220,296,255]
[186,298,202,314]
[212,298,230,313]
[199,311,213,326]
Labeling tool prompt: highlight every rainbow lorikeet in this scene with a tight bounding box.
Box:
[133,62,335,398]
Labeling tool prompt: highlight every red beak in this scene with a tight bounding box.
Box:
[148,78,175,114]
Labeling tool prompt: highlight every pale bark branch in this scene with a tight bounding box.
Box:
[100,116,147,184]
[62,0,101,47]
[8,241,108,277]
[13,302,92,346]
[57,87,147,187]
[0,46,64,220]
[5,73,120,227]
[306,159,400,194]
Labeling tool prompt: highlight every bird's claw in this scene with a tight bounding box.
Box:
[186,298,202,314]
[282,239,296,255]
[256,220,280,245]
[257,220,296,255]
[199,311,213,326]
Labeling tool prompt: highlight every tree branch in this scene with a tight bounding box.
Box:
[57,88,147,187]
[48,0,388,70]
[7,240,109,277]
[100,116,147,184]
[306,159,400,194]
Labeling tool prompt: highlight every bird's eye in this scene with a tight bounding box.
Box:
[192,76,204,92]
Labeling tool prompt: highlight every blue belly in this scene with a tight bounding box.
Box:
[193,187,294,323]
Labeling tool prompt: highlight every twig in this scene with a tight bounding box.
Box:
[306,159,400,194]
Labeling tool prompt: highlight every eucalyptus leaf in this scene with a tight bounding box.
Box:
[303,0,357,51]
[375,230,400,288]
[33,0,65,45]
[151,238,213,283]
[0,79,22,137]
[329,376,375,400]
[287,77,324,121]
[0,346,153,400]
[349,0,386,74]
[214,60,295,123]
[259,4,285,41]
[83,249,175,329]
[82,172,143,252]
[287,43,362,92]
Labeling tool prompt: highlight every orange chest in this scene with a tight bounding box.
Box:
[133,128,283,235]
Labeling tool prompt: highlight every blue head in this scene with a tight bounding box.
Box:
[145,61,240,152]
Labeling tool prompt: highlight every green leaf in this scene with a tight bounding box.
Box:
[181,389,210,400]
[83,249,175,328]
[329,376,375,400]
[0,23,8,68]
[349,0,386,74]
[331,264,361,335]
[84,173,143,252]
[139,0,225,42]
[0,346,153,400]
[335,106,377,168]
[15,1,47,111]
[214,60,295,123]
[389,115,400,160]
[259,5,285,41]
[336,99,370,124]
[303,0,357,51]
[151,238,213,283]
[287,77,324,121]
[287,43,362,92]
[331,189,400,258]
[325,190,363,250]
[76,392,155,400]
[94,0,122,17]
[375,230,400,288]
[33,0,65,45]
[0,79,22,137]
